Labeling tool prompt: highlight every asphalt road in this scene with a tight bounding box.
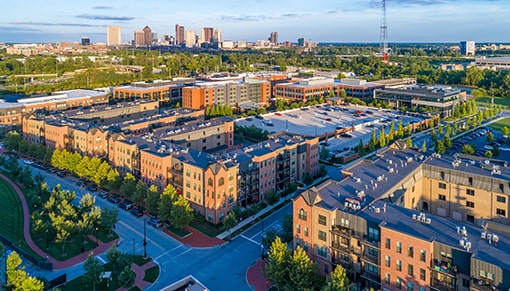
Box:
[22,164,293,290]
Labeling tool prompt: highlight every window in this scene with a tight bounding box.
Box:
[318,215,327,226]
[368,247,378,257]
[304,227,309,237]
[407,282,414,291]
[487,272,494,280]
[396,277,402,289]
[318,230,327,241]
[480,270,486,278]
[218,177,224,186]
[396,260,402,271]
[440,171,445,180]
[324,264,329,274]
[497,196,506,203]
[466,189,475,196]
[420,250,426,262]
[408,264,414,276]
[296,224,300,234]
[368,264,379,274]
[368,227,379,240]
[208,178,213,186]
[438,194,446,201]
[385,238,391,249]
[420,268,426,280]
[385,273,391,284]
[438,182,446,189]
[468,177,473,186]
[385,255,391,267]
[466,201,475,208]
[408,246,414,258]
[497,209,506,216]
[298,209,307,220]
[318,246,327,257]
[467,214,475,223]
[304,242,309,251]
[396,242,402,253]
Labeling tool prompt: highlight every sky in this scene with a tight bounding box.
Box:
[1,0,509,44]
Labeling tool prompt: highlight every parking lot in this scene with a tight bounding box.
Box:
[451,127,510,160]
[236,104,426,154]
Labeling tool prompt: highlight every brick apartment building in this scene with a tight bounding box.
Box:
[293,144,510,290]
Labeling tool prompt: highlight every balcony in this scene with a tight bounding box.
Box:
[360,236,380,249]
[332,256,353,270]
[431,278,456,291]
[361,250,379,265]
[471,279,499,291]
[360,270,380,285]
[431,259,458,276]
[331,242,350,253]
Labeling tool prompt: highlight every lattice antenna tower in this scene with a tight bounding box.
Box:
[380,0,389,63]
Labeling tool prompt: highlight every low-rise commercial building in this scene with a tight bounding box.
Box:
[113,79,195,104]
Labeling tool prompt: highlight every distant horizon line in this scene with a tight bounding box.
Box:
[4,41,510,45]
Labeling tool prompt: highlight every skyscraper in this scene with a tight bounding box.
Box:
[269,32,278,45]
[199,27,214,45]
[185,30,196,48]
[143,26,152,46]
[460,40,476,56]
[81,37,90,46]
[175,24,185,45]
[297,37,306,47]
[134,30,145,46]
[107,26,122,45]
[213,28,222,43]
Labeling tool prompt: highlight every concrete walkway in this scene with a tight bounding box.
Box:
[0,172,118,270]
[116,261,157,291]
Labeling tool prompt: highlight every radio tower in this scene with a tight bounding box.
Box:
[380,0,389,63]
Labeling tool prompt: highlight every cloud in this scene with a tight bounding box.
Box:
[281,13,308,18]
[92,6,114,10]
[11,21,105,27]
[0,26,41,32]
[76,14,134,21]
[219,14,273,22]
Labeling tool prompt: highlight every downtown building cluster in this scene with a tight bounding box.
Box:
[16,88,319,224]
[293,142,510,291]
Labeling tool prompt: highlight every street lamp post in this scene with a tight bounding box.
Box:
[45,229,49,250]
[95,227,99,244]
[143,219,147,259]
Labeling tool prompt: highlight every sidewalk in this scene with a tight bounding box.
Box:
[0,172,118,270]
[162,225,224,248]
[116,261,156,291]
[246,258,271,291]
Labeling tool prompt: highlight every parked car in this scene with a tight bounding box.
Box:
[275,112,282,116]
[57,171,66,177]
[119,199,133,210]
[130,207,144,217]
[255,115,264,119]
[107,196,120,204]
[148,218,162,228]
[98,191,108,199]
[86,185,97,192]
[340,133,353,138]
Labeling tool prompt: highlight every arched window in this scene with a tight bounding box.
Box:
[298,208,307,221]
[208,177,213,186]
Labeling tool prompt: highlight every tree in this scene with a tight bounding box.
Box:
[280,214,293,243]
[106,244,131,274]
[120,173,137,198]
[265,189,279,206]
[144,185,160,213]
[487,131,494,143]
[319,147,330,160]
[378,126,387,148]
[422,140,427,152]
[355,139,364,155]
[265,237,291,290]
[222,211,238,240]
[118,265,136,289]
[323,265,350,291]
[101,207,119,236]
[501,126,510,137]
[388,121,395,140]
[158,184,177,223]
[83,253,102,291]
[484,150,493,158]
[461,144,476,155]
[406,137,413,148]
[435,140,446,154]
[288,246,318,290]
[396,120,404,139]
[444,134,452,149]
[262,230,279,249]
[6,251,44,291]
[368,130,377,152]
[106,169,122,190]
[171,195,194,229]
[133,181,148,204]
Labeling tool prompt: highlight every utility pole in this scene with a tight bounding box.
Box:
[143,219,147,258]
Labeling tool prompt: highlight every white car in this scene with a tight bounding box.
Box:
[23,160,34,165]
[484,145,494,150]
[499,147,510,152]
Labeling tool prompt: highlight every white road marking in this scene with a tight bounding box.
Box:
[241,234,262,246]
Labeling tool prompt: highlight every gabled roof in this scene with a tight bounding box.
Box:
[301,187,322,206]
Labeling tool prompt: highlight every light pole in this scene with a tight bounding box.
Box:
[45,229,49,250]
[95,227,99,244]
[261,220,265,260]
[143,219,147,259]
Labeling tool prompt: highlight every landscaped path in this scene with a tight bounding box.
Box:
[0,173,118,270]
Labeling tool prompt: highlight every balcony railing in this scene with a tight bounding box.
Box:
[361,251,379,265]
[360,270,380,284]
[471,278,498,291]
[431,259,458,276]
[431,278,456,291]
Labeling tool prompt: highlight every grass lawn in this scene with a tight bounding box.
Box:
[0,177,42,260]
[131,255,151,266]
[42,234,97,261]
[165,225,191,238]
[489,117,510,133]
[189,221,223,237]
[475,96,510,108]
[144,265,159,283]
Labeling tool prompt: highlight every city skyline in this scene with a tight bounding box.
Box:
[1,0,509,44]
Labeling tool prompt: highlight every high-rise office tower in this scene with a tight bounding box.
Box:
[460,40,476,56]
[143,26,152,46]
[199,27,214,45]
[213,28,222,43]
[134,30,145,46]
[269,32,278,45]
[175,24,185,45]
[81,37,90,46]
[297,37,306,47]
[107,26,122,45]
[185,30,196,48]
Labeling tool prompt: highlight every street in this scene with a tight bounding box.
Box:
[23,164,293,290]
